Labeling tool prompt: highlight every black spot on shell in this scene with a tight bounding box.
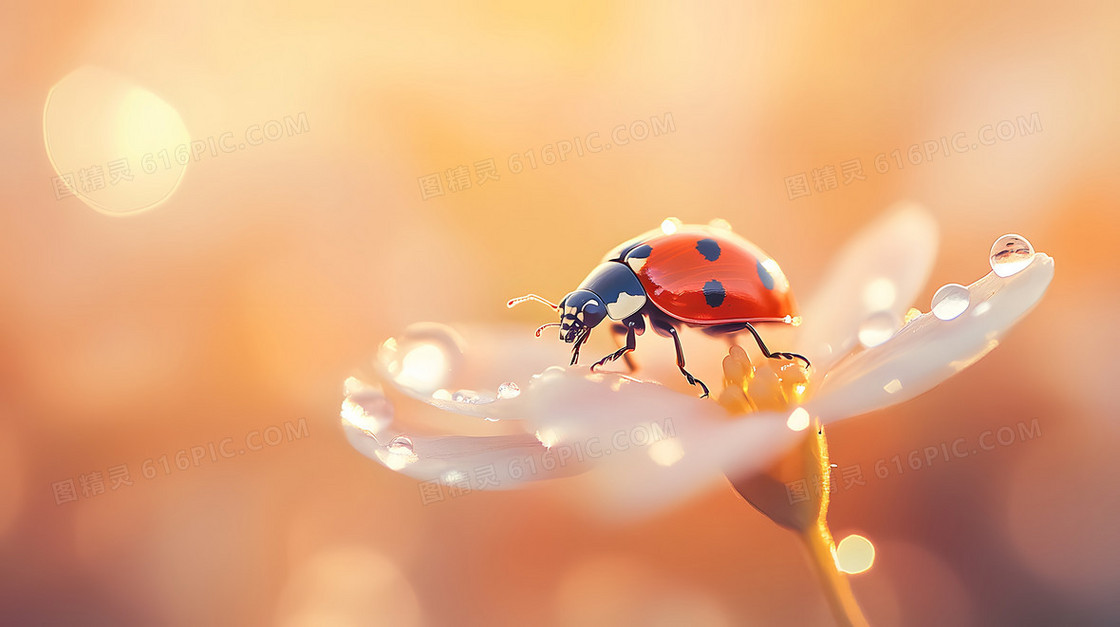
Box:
[703,279,726,307]
[695,238,721,262]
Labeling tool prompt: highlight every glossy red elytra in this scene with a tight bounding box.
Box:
[509,220,809,397]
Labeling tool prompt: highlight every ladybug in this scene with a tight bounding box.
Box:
[509,222,809,397]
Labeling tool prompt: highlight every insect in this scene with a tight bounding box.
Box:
[509,222,810,397]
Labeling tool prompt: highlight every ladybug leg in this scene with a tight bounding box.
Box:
[741,323,811,367]
[600,317,645,371]
[663,325,710,398]
[569,329,593,366]
[593,324,637,372]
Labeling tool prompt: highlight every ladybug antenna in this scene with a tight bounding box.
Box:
[506,294,559,310]
[533,322,562,337]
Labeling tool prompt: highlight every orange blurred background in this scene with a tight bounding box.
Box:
[2,3,1119,625]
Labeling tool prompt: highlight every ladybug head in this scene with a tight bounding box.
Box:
[558,289,607,343]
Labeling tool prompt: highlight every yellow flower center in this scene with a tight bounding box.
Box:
[717,345,810,414]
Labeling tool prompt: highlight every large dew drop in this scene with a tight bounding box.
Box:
[857,311,900,348]
[931,284,970,321]
[377,323,465,395]
[497,382,521,399]
[989,234,1035,278]
[381,435,418,470]
[387,435,414,455]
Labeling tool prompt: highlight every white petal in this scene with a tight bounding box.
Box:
[348,364,803,514]
[806,253,1054,422]
[571,412,802,521]
[342,379,587,488]
[521,367,718,442]
[520,369,803,519]
[796,203,939,372]
[344,424,586,489]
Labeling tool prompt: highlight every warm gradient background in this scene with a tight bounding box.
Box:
[3,3,1119,626]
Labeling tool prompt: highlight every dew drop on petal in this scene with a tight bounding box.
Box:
[989,234,1035,278]
[497,382,521,399]
[400,345,446,385]
[857,311,900,348]
[931,283,970,321]
[661,217,682,234]
[387,435,414,455]
[530,366,567,384]
[836,534,876,574]
[971,301,992,317]
[452,389,492,404]
[382,435,418,470]
[377,323,464,394]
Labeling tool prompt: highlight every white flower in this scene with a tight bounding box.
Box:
[341,205,1053,520]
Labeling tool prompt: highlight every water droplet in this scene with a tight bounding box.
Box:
[497,382,521,399]
[903,307,922,324]
[708,218,732,231]
[989,234,1035,277]
[857,311,900,348]
[931,283,970,321]
[377,323,464,394]
[661,217,682,234]
[382,435,418,470]
[530,366,567,384]
[387,435,414,455]
[452,389,493,404]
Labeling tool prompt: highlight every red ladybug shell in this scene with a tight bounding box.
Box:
[613,227,798,325]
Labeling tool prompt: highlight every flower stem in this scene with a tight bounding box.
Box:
[798,524,869,627]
